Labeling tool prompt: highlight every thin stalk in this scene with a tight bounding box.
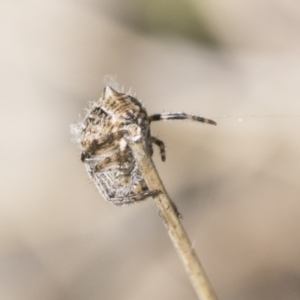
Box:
[129,141,219,300]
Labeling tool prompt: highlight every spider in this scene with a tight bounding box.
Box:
[71,85,216,205]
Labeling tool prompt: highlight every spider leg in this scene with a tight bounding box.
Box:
[151,137,166,161]
[93,148,134,173]
[81,130,127,162]
[149,112,216,125]
[94,152,122,172]
[110,189,160,205]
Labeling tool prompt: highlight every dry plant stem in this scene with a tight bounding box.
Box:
[129,141,219,300]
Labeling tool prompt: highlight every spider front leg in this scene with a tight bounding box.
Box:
[151,136,166,161]
[149,112,217,125]
[81,130,127,162]
[94,152,123,173]
[94,148,134,173]
[110,189,160,206]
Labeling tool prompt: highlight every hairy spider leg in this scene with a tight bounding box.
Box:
[93,149,129,173]
[81,130,127,162]
[151,137,166,161]
[110,189,160,205]
[149,112,217,126]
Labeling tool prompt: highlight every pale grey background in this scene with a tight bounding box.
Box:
[1,1,300,299]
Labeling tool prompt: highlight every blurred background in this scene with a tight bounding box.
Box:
[1,1,300,299]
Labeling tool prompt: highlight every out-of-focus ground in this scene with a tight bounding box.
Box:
[1,1,300,299]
